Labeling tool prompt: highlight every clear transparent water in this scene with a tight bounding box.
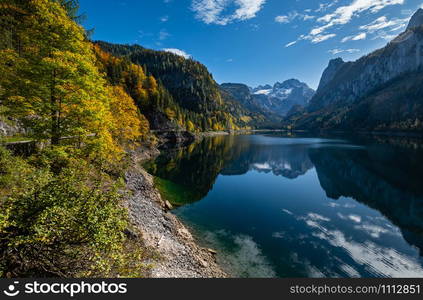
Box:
[145,134,423,278]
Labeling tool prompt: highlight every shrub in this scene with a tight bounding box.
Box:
[0,147,150,278]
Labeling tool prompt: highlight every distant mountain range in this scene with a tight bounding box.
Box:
[96,41,268,131]
[284,8,423,133]
[221,79,315,118]
[97,9,423,134]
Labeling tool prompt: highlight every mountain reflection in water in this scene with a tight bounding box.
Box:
[145,134,423,278]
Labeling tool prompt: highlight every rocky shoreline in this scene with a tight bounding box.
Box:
[124,147,227,278]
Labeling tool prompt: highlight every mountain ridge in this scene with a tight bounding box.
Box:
[221,79,315,119]
[96,41,270,131]
[284,9,423,133]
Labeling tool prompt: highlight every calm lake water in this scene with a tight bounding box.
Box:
[145,134,423,278]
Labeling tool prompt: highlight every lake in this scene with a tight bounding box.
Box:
[145,134,423,278]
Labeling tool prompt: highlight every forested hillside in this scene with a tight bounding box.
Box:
[96,41,267,130]
[0,0,153,277]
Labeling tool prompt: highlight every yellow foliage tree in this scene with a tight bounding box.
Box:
[0,0,144,158]
[108,86,148,145]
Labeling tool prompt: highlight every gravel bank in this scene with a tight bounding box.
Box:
[124,151,226,278]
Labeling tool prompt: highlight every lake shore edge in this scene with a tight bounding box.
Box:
[124,145,227,278]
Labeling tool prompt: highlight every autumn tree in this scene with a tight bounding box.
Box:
[108,86,148,145]
[0,0,143,156]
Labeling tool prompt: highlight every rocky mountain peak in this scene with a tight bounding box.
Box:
[274,79,304,90]
[407,8,423,30]
[317,57,346,91]
[328,57,344,66]
[249,79,315,116]
[254,84,272,91]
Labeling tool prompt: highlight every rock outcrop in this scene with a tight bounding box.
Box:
[316,58,345,91]
[407,8,423,30]
[309,21,423,111]
[0,119,25,137]
[287,9,423,132]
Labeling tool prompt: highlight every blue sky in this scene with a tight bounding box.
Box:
[79,0,423,89]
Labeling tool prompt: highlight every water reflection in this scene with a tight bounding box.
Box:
[145,134,423,277]
[309,145,423,256]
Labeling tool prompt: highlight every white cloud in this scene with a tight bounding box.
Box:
[275,11,315,24]
[191,0,266,25]
[341,32,367,42]
[160,15,169,22]
[310,33,337,43]
[289,0,404,47]
[372,30,398,41]
[163,48,191,59]
[315,1,339,12]
[286,32,336,47]
[359,16,409,33]
[310,0,404,37]
[328,48,360,55]
[303,14,316,21]
[285,41,297,47]
[275,15,290,23]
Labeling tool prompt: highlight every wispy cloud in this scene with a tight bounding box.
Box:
[191,0,266,25]
[285,41,297,47]
[315,1,339,13]
[341,32,367,42]
[309,33,337,43]
[160,15,169,22]
[371,31,398,41]
[287,32,337,47]
[287,0,404,47]
[163,48,191,59]
[359,16,408,33]
[275,15,290,23]
[310,0,404,37]
[275,11,315,24]
[328,48,360,55]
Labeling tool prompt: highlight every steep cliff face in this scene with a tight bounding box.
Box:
[316,58,346,91]
[287,9,423,132]
[309,25,423,111]
[407,8,423,30]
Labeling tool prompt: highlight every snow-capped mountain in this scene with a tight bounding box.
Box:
[252,79,315,116]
